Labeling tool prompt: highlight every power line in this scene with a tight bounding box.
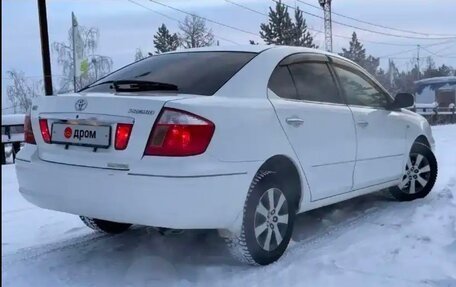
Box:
[225,0,456,48]
[377,40,455,59]
[378,47,418,59]
[296,0,456,38]
[127,0,240,45]
[224,0,267,16]
[146,0,260,38]
[421,46,456,59]
[128,0,180,22]
[274,0,456,41]
[433,43,456,54]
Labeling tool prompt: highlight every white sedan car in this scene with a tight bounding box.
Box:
[16,45,438,265]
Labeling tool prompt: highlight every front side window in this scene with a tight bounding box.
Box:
[335,66,390,108]
[288,62,341,104]
[83,52,257,96]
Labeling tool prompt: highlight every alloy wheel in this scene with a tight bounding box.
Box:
[398,153,431,194]
[254,188,289,251]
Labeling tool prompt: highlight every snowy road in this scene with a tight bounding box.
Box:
[2,125,456,287]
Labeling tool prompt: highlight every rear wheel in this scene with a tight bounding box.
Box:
[80,216,131,234]
[221,171,297,265]
[390,143,437,201]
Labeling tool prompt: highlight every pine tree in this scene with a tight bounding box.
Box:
[340,32,366,65]
[260,0,294,45]
[291,8,317,48]
[260,1,317,47]
[340,32,379,75]
[153,24,179,54]
[178,15,214,48]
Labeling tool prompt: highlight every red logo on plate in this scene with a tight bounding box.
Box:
[64,127,72,139]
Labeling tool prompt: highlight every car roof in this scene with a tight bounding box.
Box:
[172,45,272,53]
[172,44,333,55]
[171,45,359,66]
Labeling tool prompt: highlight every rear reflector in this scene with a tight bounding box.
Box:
[39,119,51,143]
[144,108,215,156]
[24,114,36,144]
[115,123,133,150]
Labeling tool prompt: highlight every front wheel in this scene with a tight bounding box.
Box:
[390,143,438,201]
[221,171,297,265]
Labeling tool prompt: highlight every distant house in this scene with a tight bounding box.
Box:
[414,76,456,109]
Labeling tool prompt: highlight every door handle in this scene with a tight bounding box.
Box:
[286,117,304,127]
[356,121,369,127]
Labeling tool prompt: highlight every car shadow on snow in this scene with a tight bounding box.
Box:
[292,190,397,243]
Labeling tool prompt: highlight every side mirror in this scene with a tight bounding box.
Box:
[389,93,414,109]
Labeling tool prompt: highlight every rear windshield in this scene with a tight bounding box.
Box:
[83,51,257,96]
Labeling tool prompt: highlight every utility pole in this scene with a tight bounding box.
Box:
[318,0,333,52]
[72,12,78,92]
[417,44,421,80]
[388,59,394,88]
[37,0,53,95]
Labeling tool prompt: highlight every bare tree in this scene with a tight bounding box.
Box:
[178,15,214,48]
[6,70,43,113]
[52,26,113,92]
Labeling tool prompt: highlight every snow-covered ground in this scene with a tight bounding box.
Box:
[2,125,456,287]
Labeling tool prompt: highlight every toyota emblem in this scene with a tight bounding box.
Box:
[75,98,88,111]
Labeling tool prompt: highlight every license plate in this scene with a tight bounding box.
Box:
[51,123,111,148]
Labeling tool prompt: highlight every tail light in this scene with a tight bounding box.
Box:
[144,108,215,156]
[115,123,133,150]
[24,114,36,144]
[39,119,51,143]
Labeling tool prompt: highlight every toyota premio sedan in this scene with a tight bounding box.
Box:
[16,45,438,265]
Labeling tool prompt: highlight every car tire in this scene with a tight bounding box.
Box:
[80,216,132,234]
[389,143,438,201]
[222,170,297,265]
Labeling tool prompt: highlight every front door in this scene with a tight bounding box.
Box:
[269,54,357,201]
[332,63,407,190]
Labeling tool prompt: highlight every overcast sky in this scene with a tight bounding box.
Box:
[2,0,456,110]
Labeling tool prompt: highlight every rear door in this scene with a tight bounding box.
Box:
[269,53,357,201]
[331,59,407,189]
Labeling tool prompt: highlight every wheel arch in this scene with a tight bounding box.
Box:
[257,154,303,211]
[414,135,431,148]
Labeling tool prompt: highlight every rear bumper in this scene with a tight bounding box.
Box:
[15,147,257,230]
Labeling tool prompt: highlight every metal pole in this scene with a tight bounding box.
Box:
[417,44,421,80]
[37,0,53,96]
[72,12,77,92]
[319,0,333,52]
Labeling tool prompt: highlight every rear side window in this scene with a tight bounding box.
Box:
[268,66,298,100]
[84,52,257,96]
[288,62,341,104]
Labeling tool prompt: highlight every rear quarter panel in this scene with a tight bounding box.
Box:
[165,96,297,163]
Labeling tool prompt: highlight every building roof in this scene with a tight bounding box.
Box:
[2,114,25,126]
[414,76,456,85]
